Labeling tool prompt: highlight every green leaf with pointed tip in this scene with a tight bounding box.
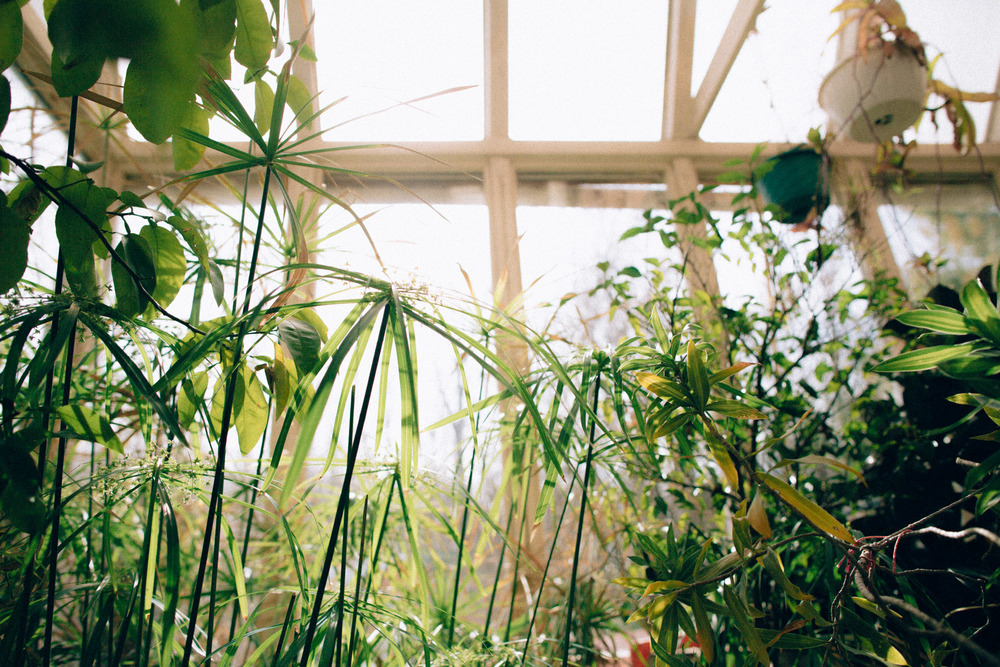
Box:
[761,473,854,542]
[691,592,715,665]
[172,102,210,171]
[178,371,208,428]
[253,78,273,137]
[56,404,124,453]
[47,167,113,298]
[635,371,690,403]
[278,315,322,375]
[707,399,766,420]
[111,241,142,317]
[208,260,226,305]
[709,361,755,384]
[0,204,29,294]
[895,308,970,335]
[707,430,739,489]
[962,279,1000,344]
[758,548,813,601]
[140,224,185,311]
[234,364,267,454]
[872,343,977,373]
[234,0,272,71]
[284,72,314,122]
[723,585,769,665]
[165,214,209,271]
[122,232,157,312]
[0,1,23,71]
[687,340,710,411]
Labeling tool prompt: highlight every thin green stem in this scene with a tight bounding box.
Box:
[181,165,273,666]
[346,497,368,667]
[300,304,391,665]
[561,366,602,667]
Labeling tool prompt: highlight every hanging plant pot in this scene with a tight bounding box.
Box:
[756,147,830,226]
[819,43,927,142]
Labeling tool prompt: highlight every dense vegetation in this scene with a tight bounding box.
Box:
[0,2,998,665]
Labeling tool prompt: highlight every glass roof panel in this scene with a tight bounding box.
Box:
[700,2,838,143]
[904,2,1000,145]
[508,0,668,141]
[313,0,484,141]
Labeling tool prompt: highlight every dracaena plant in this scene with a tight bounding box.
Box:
[597,170,1000,665]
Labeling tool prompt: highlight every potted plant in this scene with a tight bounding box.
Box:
[820,0,998,148]
[754,130,830,228]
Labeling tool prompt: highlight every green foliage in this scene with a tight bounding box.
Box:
[0,4,997,666]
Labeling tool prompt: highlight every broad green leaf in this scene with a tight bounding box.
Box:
[642,579,689,598]
[687,340,710,411]
[50,49,104,97]
[111,241,142,317]
[1,480,44,533]
[140,224,185,311]
[871,343,977,373]
[47,167,113,298]
[122,232,157,312]
[56,404,124,453]
[178,371,208,428]
[962,279,1000,345]
[706,399,766,420]
[938,353,1000,379]
[0,204,29,293]
[0,1,23,71]
[635,371,690,403]
[183,0,236,58]
[208,260,226,305]
[165,214,210,271]
[234,0,273,71]
[285,73,314,121]
[271,343,296,417]
[253,78,273,137]
[895,308,970,335]
[278,315,322,375]
[124,54,195,144]
[761,473,854,542]
[172,101,210,171]
[234,365,267,454]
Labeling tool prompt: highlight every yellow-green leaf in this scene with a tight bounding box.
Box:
[234,0,273,71]
[691,592,715,664]
[56,404,123,454]
[635,371,690,403]
[253,78,274,137]
[709,361,755,385]
[687,340,710,411]
[707,430,739,489]
[748,491,772,538]
[761,473,854,542]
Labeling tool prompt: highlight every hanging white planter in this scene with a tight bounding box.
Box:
[819,43,927,142]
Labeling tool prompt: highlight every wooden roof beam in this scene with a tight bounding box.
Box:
[663,0,696,140]
[690,0,766,136]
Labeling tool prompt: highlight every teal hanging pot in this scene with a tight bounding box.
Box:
[756,148,830,226]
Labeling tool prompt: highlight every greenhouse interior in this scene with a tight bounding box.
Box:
[2,1,1000,665]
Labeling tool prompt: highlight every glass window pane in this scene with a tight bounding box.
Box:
[508,0,668,141]
[313,1,484,141]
